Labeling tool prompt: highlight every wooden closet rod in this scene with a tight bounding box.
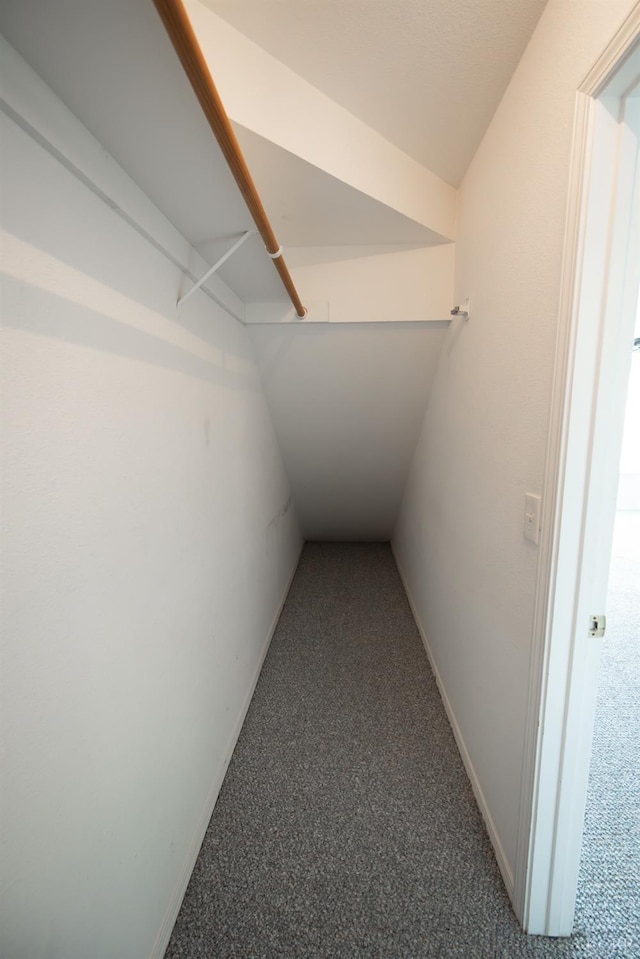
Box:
[152,0,307,318]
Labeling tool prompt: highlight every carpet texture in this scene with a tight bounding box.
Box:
[573,511,640,959]
[165,539,638,958]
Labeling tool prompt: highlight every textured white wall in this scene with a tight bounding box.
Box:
[393,0,638,896]
[0,102,301,959]
[248,245,452,541]
[251,244,454,540]
[286,244,455,324]
[250,322,448,540]
[618,300,640,508]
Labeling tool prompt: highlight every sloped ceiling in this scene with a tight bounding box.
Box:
[201,0,548,187]
[250,322,449,540]
[231,126,447,249]
[1,0,548,541]
[0,0,456,309]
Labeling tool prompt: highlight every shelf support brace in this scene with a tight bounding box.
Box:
[178,230,255,307]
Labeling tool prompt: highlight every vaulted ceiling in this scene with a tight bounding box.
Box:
[1,0,548,307]
[201,0,547,187]
[1,0,549,538]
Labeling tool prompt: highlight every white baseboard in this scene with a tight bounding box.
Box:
[391,545,514,896]
[149,542,304,959]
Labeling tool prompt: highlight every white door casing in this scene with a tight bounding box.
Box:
[515,9,640,937]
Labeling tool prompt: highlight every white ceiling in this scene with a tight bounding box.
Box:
[1,0,548,311]
[202,0,547,187]
[232,125,446,247]
[0,0,456,309]
[250,323,447,539]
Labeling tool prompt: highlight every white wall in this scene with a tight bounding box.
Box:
[250,320,447,541]
[617,300,640,509]
[0,84,301,959]
[286,244,454,324]
[249,243,452,540]
[393,0,638,899]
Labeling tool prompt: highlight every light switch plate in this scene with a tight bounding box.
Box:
[524,493,542,545]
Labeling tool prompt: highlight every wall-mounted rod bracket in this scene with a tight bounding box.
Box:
[450,297,471,320]
[178,230,255,307]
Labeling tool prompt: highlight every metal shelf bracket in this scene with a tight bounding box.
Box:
[178,230,256,307]
[450,297,471,320]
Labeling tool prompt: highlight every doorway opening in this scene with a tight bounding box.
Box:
[518,9,640,938]
[574,302,640,947]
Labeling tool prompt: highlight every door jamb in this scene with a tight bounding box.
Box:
[514,6,640,937]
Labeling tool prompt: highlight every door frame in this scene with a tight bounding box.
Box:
[514,6,640,937]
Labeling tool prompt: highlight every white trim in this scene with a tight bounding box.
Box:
[514,87,596,930]
[0,34,246,325]
[244,300,453,326]
[392,546,514,896]
[148,541,304,959]
[518,6,640,935]
[582,5,640,97]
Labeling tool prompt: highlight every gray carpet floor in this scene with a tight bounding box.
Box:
[166,539,638,958]
[573,510,640,958]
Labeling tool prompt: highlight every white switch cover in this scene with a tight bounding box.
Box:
[524,493,542,545]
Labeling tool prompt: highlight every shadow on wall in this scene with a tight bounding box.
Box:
[1,117,253,371]
[249,322,449,540]
[2,271,261,394]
